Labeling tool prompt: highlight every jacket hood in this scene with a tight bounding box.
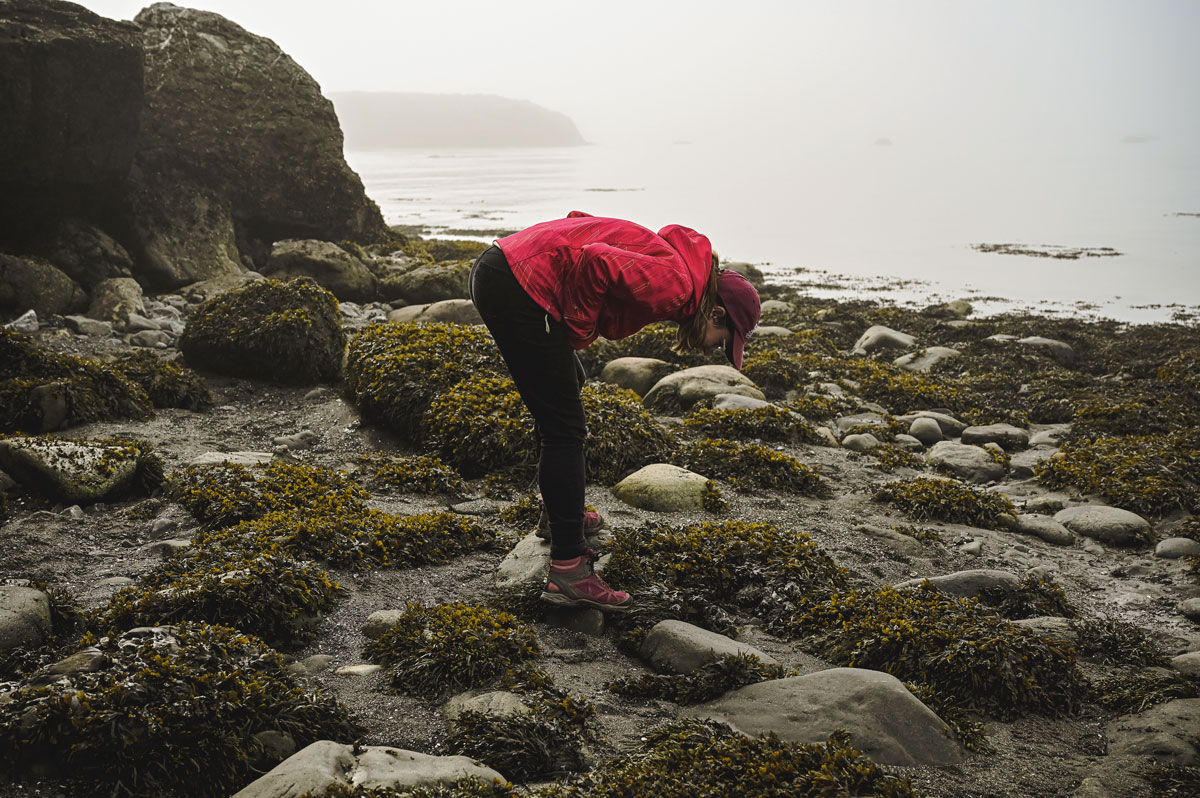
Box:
[658,224,713,307]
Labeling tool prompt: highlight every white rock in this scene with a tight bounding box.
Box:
[5,309,38,332]
[853,325,915,354]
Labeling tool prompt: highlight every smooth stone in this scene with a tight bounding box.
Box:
[611,463,710,512]
[908,417,943,446]
[1105,698,1200,767]
[1054,506,1150,547]
[852,325,915,354]
[272,430,319,450]
[1014,514,1075,546]
[362,610,407,640]
[758,299,794,315]
[961,423,1030,451]
[129,329,173,348]
[599,357,676,398]
[895,411,967,437]
[299,654,335,674]
[892,433,924,452]
[841,433,881,452]
[1181,598,1200,623]
[231,740,504,798]
[641,619,777,674]
[495,532,552,591]
[835,412,888,432]
[443,690,531,726]
[1169,652,1200,677]
[1018,336,1076,364]
[855,525,924,557]
[1011,616,1079,645]
[1008,449,1053,479]
[896,569,1020,599]
[1155,538,1200,559]
[754,325,793,337]
[710,393,774,411]
[688,667,964,766]
[335,664,382,676]
[386,299,481,325]
[1029,425,1070,447]
[643,365,765,413]
[925,441,1006,483]
[0,585,52,651]
[1025,495,1069,514]
[893,346,959,371]
[63,314,114,336]
[143,538,191,557]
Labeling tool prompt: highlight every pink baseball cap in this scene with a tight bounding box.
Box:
[717,270,761,370]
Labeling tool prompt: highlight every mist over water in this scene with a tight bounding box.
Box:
[347,137,1200,323]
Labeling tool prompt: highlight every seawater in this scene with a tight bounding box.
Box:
[345,141,1200,323]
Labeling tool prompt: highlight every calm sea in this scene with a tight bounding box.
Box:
[345,141,1200,323]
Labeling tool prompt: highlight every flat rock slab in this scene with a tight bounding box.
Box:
[611,463,710,512]
[895,569,1020,600]
[687,667,964,766]
[231,740,505,798]
[643,365,764,413]
[1105,698,1200,767]
[926,440,1006,483]
[640,619,777,674]
[1053,506,1150,547]
[494,532,552,590]
[1015,514,1075,546]
[0,437,140,504]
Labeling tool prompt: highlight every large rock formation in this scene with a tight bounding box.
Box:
[126,3,387,287]
[0,0,143,244]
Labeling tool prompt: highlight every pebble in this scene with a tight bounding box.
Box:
[1155,537,1200,559]
[5,309,38,332]
[335,664,382,676]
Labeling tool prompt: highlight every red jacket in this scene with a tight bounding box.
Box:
[495,211,714,349]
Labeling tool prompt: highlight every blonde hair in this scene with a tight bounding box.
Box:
[673,252,723,355]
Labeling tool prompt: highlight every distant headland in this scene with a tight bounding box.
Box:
[329,91,586,148]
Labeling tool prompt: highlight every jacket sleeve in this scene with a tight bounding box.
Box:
[562,242,694,346]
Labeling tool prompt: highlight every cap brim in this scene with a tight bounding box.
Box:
[726,327,747,370]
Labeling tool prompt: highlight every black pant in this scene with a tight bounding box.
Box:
[469,245,587,560]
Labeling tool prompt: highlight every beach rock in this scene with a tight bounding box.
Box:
[495,532,552,590]
[1008,449,1053,479]
[189,451,275,467]
[1105,698,1200,767]
[754,325,793,337]
[1014,514,1075,546]
[895,410,967,437]
[387,299,482,326]
[1011,616,1079,645]
[127,3,385,288]
[362,610,407,640]
[1029,425,1070,447]
[852,325,915,354]
[249,731,298,773]
[4,309,38,332]
[711,393,774,411]
[926,441,1006,483]
[892,433,924,451]
[835,412,889,433]
[1018,336,1076,365]
[611,463,710,512]
[894,346,960,372]
[856,525,924,556]
[600,357,677,398]
[908,417,943,446]
[641,620,777,674]
[0,437,140,504]
[39,218,136,289]
[443,691,531,729]
[264,240,379,303]
[0,585,52,652]
[1053,506,1150,547]
[896,569,1021,600]
[643,365,764,413]
[87,277,145,325]
[688,667,964,766]
[129,329,173,348]
[0,0,142,238]
[28,646,111,687]
[961,423,1030,451]
[125,313,163,332]
[1181,599,1200,623]
[230,740,504,798]
[758,299,795,318]
[62,315,113,337]
[1154,538,1200,559]
[0,254,88,319]
[387,261,471,304]
[335,664,381,676]
[1025,495,1069,514]
[923,300,973,319]
[841,433,881,452]
[1170,652,1200,677]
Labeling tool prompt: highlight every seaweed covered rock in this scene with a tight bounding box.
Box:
[180,277,344,383]
[577,323,710,377]
[582,383,676,484]
[682,404,827,445]
[0,623,359,798]
[875,476,1017,529]
[0,436,163,504]
[0,254,88,319]
[675,438,832,496]
[0,328,153,432]
[344,322,504,440]
[690,667,965,766]
[106,349,213,410]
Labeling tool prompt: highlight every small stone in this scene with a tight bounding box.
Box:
[841,433,880,452]
[449,499,500,517]
[1025,495,1068,514]
[151,517,179,536]
[853,325,915,354]
[362,610,407,640]
[1155,538,1200,559]
[908,417,943,446]
[892,434,924,452]
[1170,651,1200,677]
[961,423,1030,450]
[299,654,335,673]
[893,346,960,372]
[64,504,86,520]
[189,451,274,467]
[5,309,39,332]
[1181,598,1200,623]
[1014,514,1075,546]
[961,540,983,556]
[835,412,888,433]
[271,430,319,450]
[143,539,191,557]
[129,329,173,348]
[304,387,332,401]
[335,664,382,676]
[546,607,606,636]
[63,314,113,337]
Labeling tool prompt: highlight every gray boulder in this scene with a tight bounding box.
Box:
[443,691,531,730]
[896,569,1020,600]
[1018,336,1076,365]
[231,740,504,798]
[40,218,136,289]
[711,393,775,411]
[611,463,710,512]
[87,276,145,325]
[1182,598,1200,623]
[600,357,677,398]
[896,410,967,437]
[1105,698,1200,767]
[1008,448,1053,479]
[894,346,960,372]
[641,620,777,674]
[495,532,553,591]
[1154,537,1200,559]
[841,433,881,452]
[0,254,88,319]
[62,315,113,337]
[0,585,52,652]
[264,240,379,303]
[385,260,472,305]
[126,3,386,287]
[961,423,1030,450]
[1169,652,1200,677]
[908,416,943,446]
[1014,514,1075,546]
[0,437,141,504]
[0,0,142,237]
[835,412,889,433]
[926,441,1007,483]
[852,325,915,354]
[688,667,964,766]
[362,610,407,640]
[387,299,482,326]
[1053,506,1150,547]
[643,365,764,413]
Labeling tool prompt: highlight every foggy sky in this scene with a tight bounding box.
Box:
[76,0,1200,150]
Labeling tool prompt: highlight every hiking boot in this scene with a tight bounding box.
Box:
[540,549,632,612]
[535,508,606,541]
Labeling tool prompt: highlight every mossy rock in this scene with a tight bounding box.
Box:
[106,350,214,411]
[682,405,827,446]
[674,438,832,496]
[364,602,541,698]
[179,277,344,384]
[0,622,358,798]
[344,322,505,441]
[0,328,153,433]
[530,722,918,798]
[874,475,1017,529]
[355,452,466,495]
[0,435,164,505]
[785,583,1086,720]
[581,382,676,484]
